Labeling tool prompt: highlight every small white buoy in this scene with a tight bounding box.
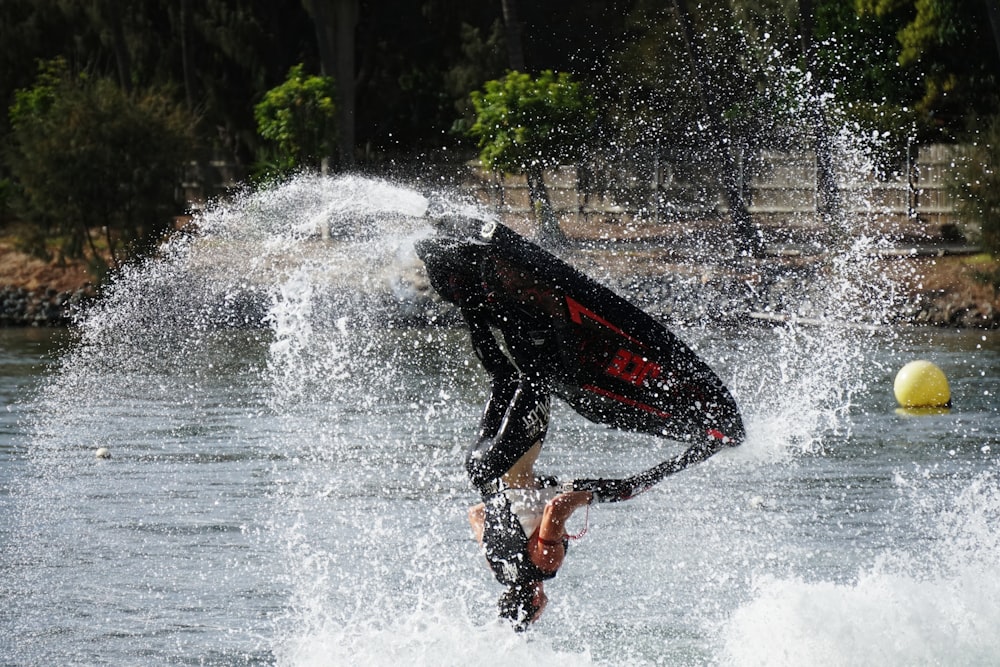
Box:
[893,360,951,409]
[95,447,111,460]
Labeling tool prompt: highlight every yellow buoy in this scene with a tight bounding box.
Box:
[893,360,951,409]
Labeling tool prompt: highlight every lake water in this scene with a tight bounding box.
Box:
[1,176,999,666]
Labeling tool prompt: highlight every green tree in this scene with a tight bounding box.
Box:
[0,1,318,168]
[6,59,195,274]
[856,0,1000,138]
[467,70,596,246]
[955,114,1000,268]
[606,0,790,255]
[302,0,357,167]
[811,1,920,172]
[253,64,337,177]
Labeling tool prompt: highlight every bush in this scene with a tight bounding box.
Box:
[955,115,1000,256]
[6,59,196,272]
[254,64,337,177]
[953,114,1000,291]
[467,70,595,245]
[467,70,595,174]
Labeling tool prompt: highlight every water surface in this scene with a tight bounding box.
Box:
[2,175,999,666]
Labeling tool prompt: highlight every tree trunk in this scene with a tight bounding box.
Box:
[303,0,356,168]
[671,0,760,257]
[500,0,525,71]
[334,0,357,168]
[178,0,194,111]
[798,0,843,231]
[526,165,566,248]
[105,0,132,94]
[985,0,1000,67]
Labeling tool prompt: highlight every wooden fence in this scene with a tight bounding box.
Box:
[180,144,971,247]
[458,144,968,247]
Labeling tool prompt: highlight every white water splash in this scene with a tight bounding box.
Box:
[10,154,990,667]
[721,472,1000,666]
[265,265,350,409]
[275,602,595,667]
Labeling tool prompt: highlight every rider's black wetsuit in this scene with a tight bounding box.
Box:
[415,230,734,588]
[462,307,550,494]
[480,484,565,587]
[412,233,554,491]
[461,306,561,587]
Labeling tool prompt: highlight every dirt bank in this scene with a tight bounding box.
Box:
[885,252,1000,328]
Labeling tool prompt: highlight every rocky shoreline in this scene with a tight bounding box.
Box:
[0,286,95,327]
[903,290,999,329]
[1,222,997,329]
[0,255,996,330]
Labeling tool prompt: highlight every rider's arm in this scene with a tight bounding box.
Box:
[460,307,517,379]
[569,436,725,502]
[528,491,592,573]
[468,503,486,545]
[567,477,638,503]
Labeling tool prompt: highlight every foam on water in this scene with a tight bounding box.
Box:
[265,264,351,409]
[275,602,596,667]
[707,123,1000,664]
[721,472,1000,666]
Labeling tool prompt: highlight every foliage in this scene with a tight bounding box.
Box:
[445,20,509,135]
[467,70,596,174]
[855,0,1000,138]
[253,64,337,177]
[0,0,317,164]
[0,178,12,223]
[815,2,919,142]
[606,1,732,147]
[954,115,1000,260]
[6,59,196,273]
[1,0,997,168]
[0,1,998,270]
[466,69,596,246]
[605,2,836,157]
